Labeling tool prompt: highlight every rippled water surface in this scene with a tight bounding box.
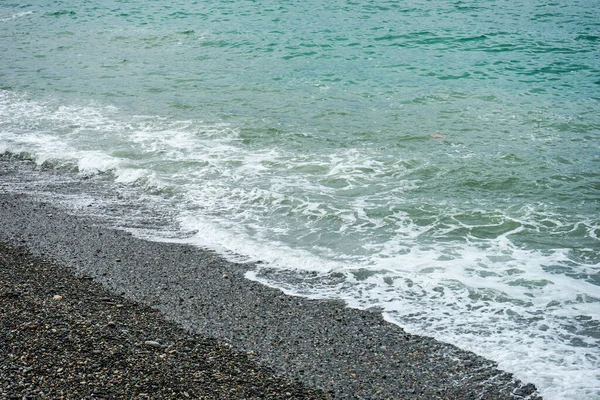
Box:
[1,1,599,398]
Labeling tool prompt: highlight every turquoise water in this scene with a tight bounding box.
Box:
[1,1,599,398]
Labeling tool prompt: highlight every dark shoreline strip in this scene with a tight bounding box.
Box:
[0,243,328,399]
[0,157,541,399]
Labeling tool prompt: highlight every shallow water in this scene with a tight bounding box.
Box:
[1,1,599,398]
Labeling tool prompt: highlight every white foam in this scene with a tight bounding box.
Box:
[230,211,600,400]
[113,167,151,184]
[75,152,118,173]
[177,212,344,272]
[0,11,33,22]
[2,90,599,399]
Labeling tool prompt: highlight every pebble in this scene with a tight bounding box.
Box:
[0,209,329,400]
[0,187,541,400]
[53,295,63,301]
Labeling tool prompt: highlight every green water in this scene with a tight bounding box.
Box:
[1,1,599,398]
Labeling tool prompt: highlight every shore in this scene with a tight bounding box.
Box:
[0,156,541,399]
[0,242,328,399]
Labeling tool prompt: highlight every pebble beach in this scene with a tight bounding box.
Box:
[2,2,598,397]
[0,242,328,399]
[0,156,542,399]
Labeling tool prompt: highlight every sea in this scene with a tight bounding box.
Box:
[1,1,599,398]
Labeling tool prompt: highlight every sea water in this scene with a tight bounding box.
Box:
[1,1,599,398]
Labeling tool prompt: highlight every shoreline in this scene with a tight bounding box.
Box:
[0,156,541,399]
[0,242,328,399]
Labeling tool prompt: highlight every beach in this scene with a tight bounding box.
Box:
[3,2,599,396]
[0,156,540,399]
[0,242,327,399]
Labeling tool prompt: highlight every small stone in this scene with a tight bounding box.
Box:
[106,321,116,328]
[28,324,38,330]
[116,304,124,308]
[223,274,229,279]
[144,340,161,348]
[53,295,63,301]
[168,349,177,354]
[115,258,121,262]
